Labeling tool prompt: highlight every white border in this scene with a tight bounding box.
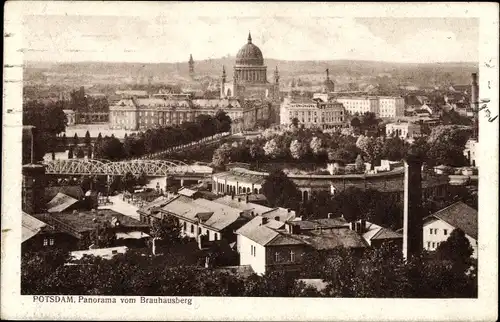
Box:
[2,2,498,321]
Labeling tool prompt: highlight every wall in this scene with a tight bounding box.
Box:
[238,235,267,275]
[265,244,306,274]
[423,219,478,258]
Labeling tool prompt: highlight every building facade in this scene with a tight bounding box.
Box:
[379,97,405,118]
[422,202,478,258]
[63,110,76,126]
[220,33,280,102]
[335,96,380,115]
[386,122,421,139]
[280,97,345,130]
[109,97,243,130]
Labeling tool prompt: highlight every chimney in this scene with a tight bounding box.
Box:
[287,208,291,213]
[349,221,356,231]
[360,219,366,234]
[327,212,333,219]
[262,217,268,225]
[471,73,479,141]
[403,148,424,261]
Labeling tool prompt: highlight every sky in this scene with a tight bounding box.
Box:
[23,15,479,64]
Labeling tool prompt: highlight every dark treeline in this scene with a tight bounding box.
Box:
[22,241,476,298]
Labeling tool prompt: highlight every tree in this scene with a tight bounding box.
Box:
[62,133,68,148]
[289,139,307,160]
[263,139,282,159]
[381,136,407,161]
[435,228,474,264]
[350,117,361,128]
[94,136,125,161]
[150,215,181,244]
[249,144,264,160]
[262,169,301,209]
[355,154,365,173]
[215,110,232,133]
[309,137,323,156]
[122,172,136,193]
[73,133,79,146]
[212,143,232,169]
[90,221,116,248]
[68,146,74,159]
[75,147,85,159]
[84,130,91,146]
[426,125,470,166]
[291,117,299,128]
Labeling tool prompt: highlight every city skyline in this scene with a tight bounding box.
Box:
[23,16,478,64]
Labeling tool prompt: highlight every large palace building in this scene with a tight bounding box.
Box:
[220,32,280,102]
[109,32,280,131]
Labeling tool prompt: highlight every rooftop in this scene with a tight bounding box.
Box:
[425,201,477,239]
[46,192,78,213]
[44,209,148,233]
[213,195,272,215]
[22,212,50,242]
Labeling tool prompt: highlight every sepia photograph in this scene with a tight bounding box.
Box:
[2,2,498,321]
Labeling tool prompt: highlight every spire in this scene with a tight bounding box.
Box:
[189,54,194,63]
[326,68,330,80]
[222,65,226,80]
[248,31,252,44]
[274,66,279,83]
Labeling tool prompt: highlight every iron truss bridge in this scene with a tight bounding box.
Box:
[42,159,213,177]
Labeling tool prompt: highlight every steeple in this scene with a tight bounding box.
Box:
[248,31,252,44]
[274,66,280,83]
[326,68,330,80]
[189,54,194,78]
[222,65,226,82]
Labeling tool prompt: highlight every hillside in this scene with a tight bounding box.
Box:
[24,58,478,87]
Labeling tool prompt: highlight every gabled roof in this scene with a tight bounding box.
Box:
[293,228,368,250]
[22,212,49,242]
[46,193,78,213]
[235,216,284,236]
[138,196,172,216]
[261,207,296,222]
[45,186,84,201]
[425,201,478,239]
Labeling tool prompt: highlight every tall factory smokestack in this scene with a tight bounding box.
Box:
[402,146,424,261]
[471,73,479,141]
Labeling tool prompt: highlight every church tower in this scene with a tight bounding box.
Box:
[220,66,226,98]
[274,66,280,100]
[189,54,195,79]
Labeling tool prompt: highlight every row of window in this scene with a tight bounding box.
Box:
[427,241,442,249]
[43,238,54,246]
[249,245,297,263]
[429,228,448,235]
[182,221,219,240]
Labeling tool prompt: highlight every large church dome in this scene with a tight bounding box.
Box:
[235,33,264,66]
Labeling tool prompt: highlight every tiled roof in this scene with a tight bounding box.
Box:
[289,218,347,230]
[235,216,284,236]
[371,227,403,240]
[426,201,477,239]
[138,196,171,216]
[238,225,281,246]
[213,196,272,215]
[46,209,148,233]
[192,199,244,231]
[22,212,49,242]
[46,193,78,213]
[45,186,84,201]
[292,228,368,250]
[261,207,296,222]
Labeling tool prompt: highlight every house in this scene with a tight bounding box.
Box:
[213,195,273,216]
[423,202,478,258]
[235,216,382,275]
[22,212,76,253]
[31,209,150,250]
[156,195,250,245]
[46,193,79,213]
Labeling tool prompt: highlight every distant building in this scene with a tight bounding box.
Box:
[115,90,149,98]
[280,96,345,130]
[220,32,280,102]
[423,202,478,258]
[336,96,380,115]
[109,97,243,130]
[378,97,405,118]
[189,54,195,79]
[463,138,478,167]
[386,122,421,139]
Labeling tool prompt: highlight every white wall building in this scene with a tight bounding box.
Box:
[423,202,478,258]
[386,122,421,139]
[463,139,478,167]
[335,97,380,115]
[379,97,405,118]
[280,97,345,130]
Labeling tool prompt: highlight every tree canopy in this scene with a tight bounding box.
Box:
[262,169,301,209]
